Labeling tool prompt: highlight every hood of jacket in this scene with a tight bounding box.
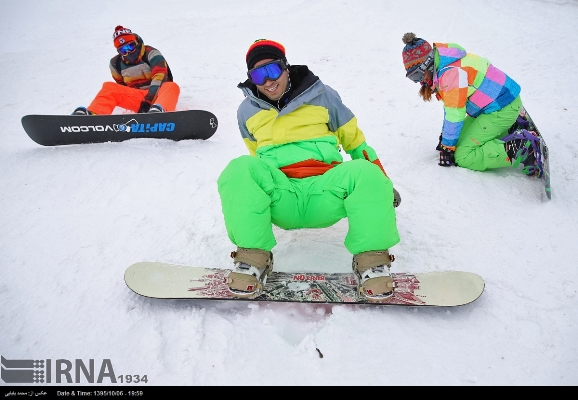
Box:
[435,43,468,71]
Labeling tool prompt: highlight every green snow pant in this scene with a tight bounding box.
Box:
[454,96,522,171]
[217,156,400,255]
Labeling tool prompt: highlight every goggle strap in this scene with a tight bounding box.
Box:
[418,51,434,72]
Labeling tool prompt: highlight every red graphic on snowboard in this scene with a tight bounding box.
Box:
[187,270,426,305]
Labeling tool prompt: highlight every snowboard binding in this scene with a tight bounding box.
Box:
[227,248,274,299]
[352,251,396,302]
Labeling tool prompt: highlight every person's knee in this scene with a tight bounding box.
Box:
[454,148,485,171]
[219,156,259,182]
[454,146,469,163]
[335,159,392,196]
[454,149,471,168]
[101,81,118,91]
[162,81,180,94]
[343,159,382,176]
[227,155,257,170]
[354,160,392,186]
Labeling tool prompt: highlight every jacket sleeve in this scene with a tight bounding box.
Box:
[347,141,377,162]
[437,66,469,148]
[323,86,367,155]
[237,103,258,156]
[324,86,389,176]
[109,56,125,85]
[143,48,170,104]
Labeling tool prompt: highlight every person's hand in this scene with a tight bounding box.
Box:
[438,145,456,167]
[138,100,152,113]
[436,134,442,151]
[393,188,401,208]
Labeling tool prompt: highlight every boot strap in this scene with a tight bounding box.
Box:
[231,248,271,269]
[360,276,395,297]
[353,250,393,273]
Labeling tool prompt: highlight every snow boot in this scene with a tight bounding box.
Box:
[502,129,544,177]
[227,248,273,298]
[352,250,395,301]
[148,104,164,113]
[72,106,95,116]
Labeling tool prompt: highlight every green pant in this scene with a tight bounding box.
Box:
[455,96,522,171]
[217,156,400,255]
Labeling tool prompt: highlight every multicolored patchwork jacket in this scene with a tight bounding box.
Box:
[237,65,381,173]
[434,43,521,148]
[109,35,172,105]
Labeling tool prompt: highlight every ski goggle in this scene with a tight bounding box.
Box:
[406,52,434,83]
[117,42,137,56]
[247,60,287,85]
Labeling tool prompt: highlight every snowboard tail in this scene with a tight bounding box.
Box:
[22,110,218,146]
[124,262,485,307]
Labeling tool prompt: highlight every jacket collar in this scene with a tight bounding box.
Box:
[238,65,321,112]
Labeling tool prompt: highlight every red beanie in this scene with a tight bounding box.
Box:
[246,39,286,70]
[113,25,137,48]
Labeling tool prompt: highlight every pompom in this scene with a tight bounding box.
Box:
[114,25,124,31]
[402,32,417,45]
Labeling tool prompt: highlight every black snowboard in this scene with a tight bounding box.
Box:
[21,110,218,146]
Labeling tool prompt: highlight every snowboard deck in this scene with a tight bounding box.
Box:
[22,110,218,146]
[124,262,485,307]
[508,107,551,199]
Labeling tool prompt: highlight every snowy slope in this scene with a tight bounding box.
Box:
[1,0,577,385]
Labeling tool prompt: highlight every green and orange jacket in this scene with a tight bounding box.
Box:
[237,65,385,178]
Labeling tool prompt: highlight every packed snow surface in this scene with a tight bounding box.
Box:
[1,0,577,385]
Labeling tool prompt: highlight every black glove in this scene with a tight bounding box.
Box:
[138,100,152,113]
[393,188,401,208]
[438,145,456,167]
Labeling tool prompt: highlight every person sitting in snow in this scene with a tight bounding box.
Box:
[217,39,401,302]
[72,26,179,115]
[401,32,543,175]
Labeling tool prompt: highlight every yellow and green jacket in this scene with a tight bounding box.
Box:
[237,65,381,171]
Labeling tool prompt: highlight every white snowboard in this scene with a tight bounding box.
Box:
[125,262,485,306]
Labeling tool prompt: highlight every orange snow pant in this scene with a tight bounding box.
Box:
[87,81,180,115]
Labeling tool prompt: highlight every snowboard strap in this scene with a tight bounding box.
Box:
[353,251,394,272]
[231,248,272,269]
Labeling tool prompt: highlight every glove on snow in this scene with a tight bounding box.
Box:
[438,145,456,167]
[393,187,401,208]
[138,100,152,113]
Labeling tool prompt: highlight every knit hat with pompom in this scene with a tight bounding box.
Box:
[401,32,432,73]
[113,25,137,48]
